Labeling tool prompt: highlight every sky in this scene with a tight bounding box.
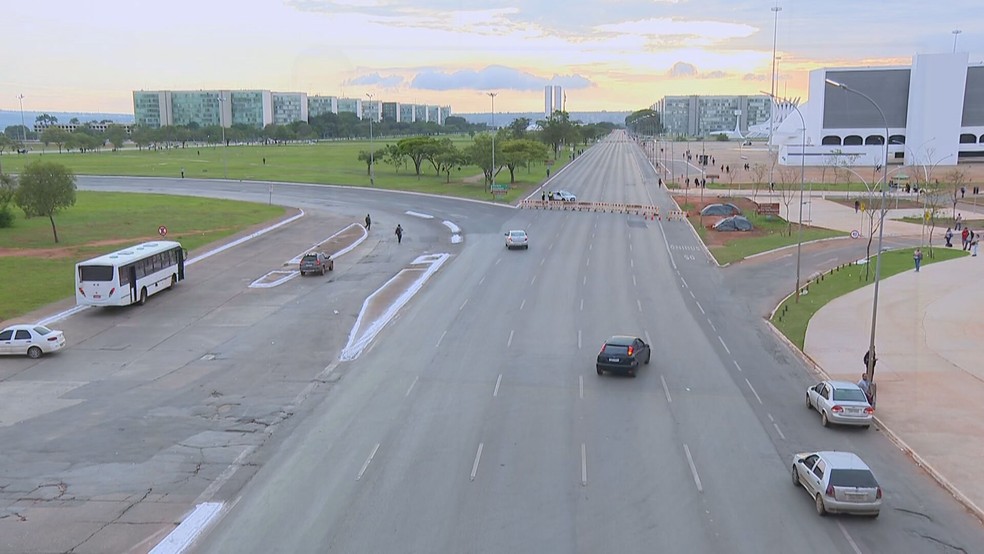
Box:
[1,0,981,115]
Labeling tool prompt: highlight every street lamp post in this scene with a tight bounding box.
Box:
[825,78,890,402]
[952,29,962,53]
[488,92,497,194]
[764,92,807,302]
[218,94,228,179]
[18,94,27,144]
[366,93,375,187]
[768,1,782,190]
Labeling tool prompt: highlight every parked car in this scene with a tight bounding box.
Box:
[0,324,66,359]
[505,230,529,250]
[551,190,577,202]
[299,252,333,276]
[806,380,874,428]
[596,335,650,377]
[792,451,882,517]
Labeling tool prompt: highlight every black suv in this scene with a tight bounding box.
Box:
[299,252,333,276]
[596,336,651,377]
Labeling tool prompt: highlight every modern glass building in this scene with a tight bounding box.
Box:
[170,91,222,127]
[272,92,308,126]
[336,98,361,117]
[381,102,399,122]
[133,91,166,128]
[308,96,338,118]
[399,104,415,124]
[659,95,771,138]
[229,91,271,128]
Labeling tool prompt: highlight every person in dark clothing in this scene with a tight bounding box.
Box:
[854,199,860,213]
[365,214,371,231]
[541,190,546,202]
[395,224,403,244]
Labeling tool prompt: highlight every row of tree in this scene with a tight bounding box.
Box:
[0,161,76,242]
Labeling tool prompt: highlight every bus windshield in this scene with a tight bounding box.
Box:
[79,265,115,282]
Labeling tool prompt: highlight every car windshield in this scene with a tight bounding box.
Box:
[33,326,53,336]
[510,232,526,238]
[829,469,879,488]
[302,254,319,261]
[832,388,868,402]
[603,345,628,355]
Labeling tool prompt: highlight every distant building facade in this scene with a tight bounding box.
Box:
[658,95,771,138]
[308,96,338,118]
[544,85,564,117]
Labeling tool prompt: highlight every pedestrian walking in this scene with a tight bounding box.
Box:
[180,168,185,179]
[857,374,873,405]
[541,190,546,202]
[854,199,860,213]
[913,248,923,272]
[955,213,963,230]
[365,213,371,231]
[945,227,954,247]
[961,186,966,198]
[395,224,403,244]
[962,227,970,250]
[973,233,980,257]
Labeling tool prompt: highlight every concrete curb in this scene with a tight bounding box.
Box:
[764,317,984,525]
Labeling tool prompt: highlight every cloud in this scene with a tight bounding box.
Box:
[743,73,769,82]
[345,72,405,87]
[667,62,698,78]
[700,70,728,79]
[411,65,593,91]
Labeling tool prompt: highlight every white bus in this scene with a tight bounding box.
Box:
[75,241,186,307]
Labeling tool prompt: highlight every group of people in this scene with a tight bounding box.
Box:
[364,213,403,244]
[944,224,979,256]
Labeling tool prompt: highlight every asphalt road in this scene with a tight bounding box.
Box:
[2,131,981,553]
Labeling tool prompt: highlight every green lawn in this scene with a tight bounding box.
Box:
[771,246,967,349]
[0,191,284,321]
[2,139,564,203]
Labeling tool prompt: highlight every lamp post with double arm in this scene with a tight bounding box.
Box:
[366,92,375,187]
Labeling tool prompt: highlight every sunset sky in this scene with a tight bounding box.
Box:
[2,0,980,115]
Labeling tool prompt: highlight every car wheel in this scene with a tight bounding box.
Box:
[791,466,799,487]
[329,261,334,271]
[139,288,148,306]
[815,494,827,516]
[27,346,43,359]
[645,352,651,364]
[869,511,880,519]
[321,266,326,276]
[862,424,870,430]
[821,411,830,427]
[627,369,636,378]
[596,367,603,376]
[806,394,812,409]
[524,245,529,250]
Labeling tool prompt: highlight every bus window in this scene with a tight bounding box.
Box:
[79,265,115,282]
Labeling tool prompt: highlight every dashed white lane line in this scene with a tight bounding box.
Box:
[838,522,864,554]
[632,274,637,286]
[581,443,588,486]
[578,329,582,350]
[589,243,592,251]
[767,413,775,422]
[507,330,514,348]
[479,275,486,285]
[436,330,447,348]
[520,299,526,310]
[405,211,434,219]
[493,374,502,397]
[630,259,634,268]
[629,243,633,251]
[495,258,501,266]
[709,321,717,333]
[583,276,587,286]
[357,443,381,481]
[637,299,643,313]
[660,375,672,403]
[579,376,584,399]
[689,290,696,299]
[470,443,485,481]
[733,360,743,372]
[441,220,461,233]
[680,277,689,288]
[406,376,419,397]
[586,258,590,267]
[745,378,763,405]
[683,444,703,493]
[695,301,705,315]
[459,298,469,311]
[718,336,731,355]
[530,275,537,285]
[773,423,787,440]
[549,242,554,250]
[580,298,584,311]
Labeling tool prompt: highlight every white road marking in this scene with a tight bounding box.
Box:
[470,443,484,481]
[580,298,584,311]
[478,275,486,285]
[520,299,526,310]
[459,298,469,311]
[767,413,775,422]
[357,443,381,481]
[436,330,447,348]
[837,522,864,554]
[637,299,643,312]
[149,502,224,554]
[579,375,584,399]
[586,258,590,267]
[689,290,695,299]
[680,277,688,288]
[589,243,592,251]
[441,220,461,233]
[632,274,637,286]
[629,243,633,251]
[578,329,582,349]
[660,375,672,403]
[530,275,537,285]
[495,258,501,266]
[733,360,743,372]
[773,423,787,440]
[645,331,652,345]
[745,378,763,405]
[718,336,731,354]
[493,374,502,397]
[683,444,703,493]
[583,276,587,286]
[696,301,705,314]
[540,258,545,266]
[581,443,588,486]
[405,211,434,219]
[709,321,717,332]
[195,445,256,504]
[406,376,419,397]
[630,259,634,268]
[549,242,553,250]
[507,330,514,347]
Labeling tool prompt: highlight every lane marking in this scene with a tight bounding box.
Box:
[838,522,864,554]
[149,502,224,554]
[540,258,545,266]
[589,243,592,251]
[520,299,526,311]
[689,290,696,299]
[436,330,447,348]
[745,378,763,405]
[406,376,419,397]
[493,374,502,397]
[579,375,584,399]
[357,443,381,481]
[683,444,703,493]
[549,242,553,250]
[773,423,787,440]
[507,330,514,348]
[530,275,537,285]
[581,443,588,486]
[645,331,652,345]
[632,274,637,287]
[709,321,717,332]
[580,298,584,311]
[478,275,486,285]
[660,375,672,403]
[718,336,731,354]
[695,301,705,315]
[470,443,484,481]
[459,298,469,311]
[637,299,643,313]
[629,243,633,251]
[586,258,590,267]
[406,211,434,219]
[495,258,501,266]
[680,277,688,288]
[733,360,743,372]
[583,276,587,286]
[767,413,775,422]
[578,329,582,350]
[630,259,634,268]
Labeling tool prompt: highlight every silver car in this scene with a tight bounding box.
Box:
[806,380,873,428]
[792,451,882,517]
[504,230,529,250]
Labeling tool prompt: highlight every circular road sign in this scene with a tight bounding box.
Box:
[851,230,860,239]
[158,225,168,237]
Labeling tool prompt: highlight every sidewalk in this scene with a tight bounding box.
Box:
[799,195,984,519]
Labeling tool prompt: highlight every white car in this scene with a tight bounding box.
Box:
[0,324,66,359]
[552,190,577,202]
[792,451,882,517]
[504,230,529,250]
[806,380,874,428]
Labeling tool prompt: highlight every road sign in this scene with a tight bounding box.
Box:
[851,230,860,239]
[158,225,168,237]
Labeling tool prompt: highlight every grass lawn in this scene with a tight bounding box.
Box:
[0,191,285,321]
[2,139,565,204]
[771,246,968,350]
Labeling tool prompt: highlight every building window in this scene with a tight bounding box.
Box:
[844,135,864,146]
[822,135,842,145]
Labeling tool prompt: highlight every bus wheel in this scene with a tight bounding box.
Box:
[170,275,177,288]
[139,288,148,305]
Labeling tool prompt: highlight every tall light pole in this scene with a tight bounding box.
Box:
[18,94,27,144]
[768,1,782,191]
[218,93,228,179]
[764,92,806,302]
[487,92,497,194]
[826,78,890,401]
[366,92,375,187]
[952,29,962,53]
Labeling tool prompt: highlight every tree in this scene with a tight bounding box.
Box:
[397,136,441,176]
[382,144,405,173]
[431,139,465,183]
[4,125,35,141]
[105,124,127,151]
[537,111,579,155]
[35,113,58,126]
[463,134,500,188]
[0,173,16,228]
[749,163,769,199]
[41,127,71,153]
[69,117,81,125]
[500,138,549,183]
[14,161,76,243]
[357,150,374,176]
[944,168,969,219]
[774,165,800,236]
[508,117,531,139]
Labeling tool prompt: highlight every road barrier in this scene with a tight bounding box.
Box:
[521,200,659,217]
